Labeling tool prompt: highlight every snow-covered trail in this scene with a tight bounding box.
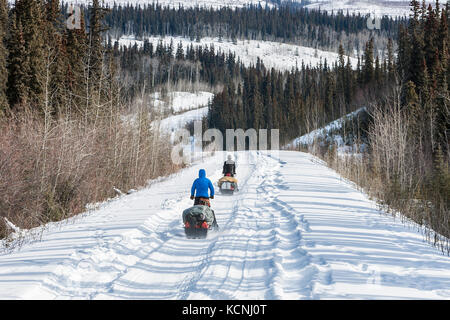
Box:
[0,151,449,300]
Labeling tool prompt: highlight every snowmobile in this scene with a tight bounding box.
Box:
[218,173,238,195]
[182,198,219,239]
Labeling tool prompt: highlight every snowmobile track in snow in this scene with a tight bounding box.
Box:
[1,151,450,300]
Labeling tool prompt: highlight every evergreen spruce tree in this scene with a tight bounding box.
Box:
[423,4,438,77]
[0,0,8,114]
[362,38,374,85]
[43,0,66,115]
[374,55,382,86]
[336,44,346,107]
[88,0,109,106]
[344,56,354,105]
[65,9,87,112]
[433,56,449,154]
[356,55,363,85]
[397,24,411,82]
[175,41,184,60]
[387,38,396,83]
[14,0,46,111]
[7,15,28,109]
[408,2,426,94]
[325,71,336,122]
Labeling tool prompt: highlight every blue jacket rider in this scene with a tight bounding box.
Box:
[191,169,214,200]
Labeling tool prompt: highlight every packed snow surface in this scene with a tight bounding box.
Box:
[1,151,449,299]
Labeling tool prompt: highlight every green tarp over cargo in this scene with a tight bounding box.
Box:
[182,205,216,226]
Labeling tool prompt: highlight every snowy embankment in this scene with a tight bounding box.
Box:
[150,91,213,133]
[1,150,449,299]
[151,91,213,114]
[159,107,208,133]
[122,91,212,133]
[285,107,367,155]
[118,36,358,71]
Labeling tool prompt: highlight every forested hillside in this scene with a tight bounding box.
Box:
[0,0,448,254]
[101,2,401,54]
[0,0,179,239]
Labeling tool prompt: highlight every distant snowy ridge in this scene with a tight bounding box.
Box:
[119,35,358,71]
[65,0,275,9]
[64,0,424,18]
[302,0,435,18]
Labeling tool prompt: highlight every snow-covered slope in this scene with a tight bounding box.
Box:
[285,107,366,148]
[66,0,423,17]
[122,91,212,133]
[68,0,274,9]
[155,91,212,133]
[301,0,429,18]
[151,91,213,114]
[159,106,209,132]
[119,36,358,71]
[1,151,449,299]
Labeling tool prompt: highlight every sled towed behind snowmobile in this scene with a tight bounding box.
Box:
[218,174,238,194]
[182,204,218,239]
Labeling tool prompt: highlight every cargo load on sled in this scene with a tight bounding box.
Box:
[182,204,218,239]
[218,175,238,194]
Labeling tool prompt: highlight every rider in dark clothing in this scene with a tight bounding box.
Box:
[223,155,236,177]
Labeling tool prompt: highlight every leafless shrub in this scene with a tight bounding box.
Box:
[299,99,449,255]
[0,102,181,246]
